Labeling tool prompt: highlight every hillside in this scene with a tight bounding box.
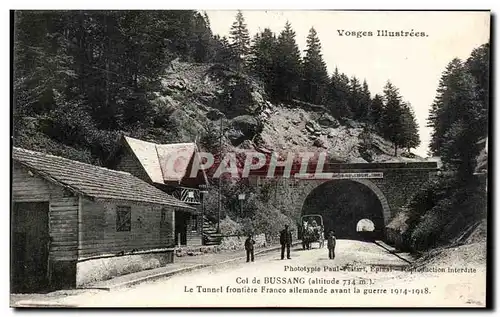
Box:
[14,59,424,165]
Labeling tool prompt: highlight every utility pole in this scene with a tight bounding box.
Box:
[217,116,223,233]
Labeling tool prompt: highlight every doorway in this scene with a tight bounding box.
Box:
[160,208,174,247]
[11,202,50,293]
[174,210,188,246]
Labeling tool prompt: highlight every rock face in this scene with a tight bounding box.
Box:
[151,61,422,163]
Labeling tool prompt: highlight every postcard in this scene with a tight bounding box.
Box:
[10,9,490,308]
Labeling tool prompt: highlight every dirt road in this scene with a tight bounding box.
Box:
[13,240,486,308]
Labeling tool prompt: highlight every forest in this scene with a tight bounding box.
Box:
[13,10,419,163]
[402,42,489,251]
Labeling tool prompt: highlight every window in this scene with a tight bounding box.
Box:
[116,206,131,232]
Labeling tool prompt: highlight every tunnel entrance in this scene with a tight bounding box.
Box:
[300,180,385,240]
[356,218,376,241]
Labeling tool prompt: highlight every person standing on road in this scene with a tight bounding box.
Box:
[245,234,255,262]
[327,231,337,260]
[280,225,292,260]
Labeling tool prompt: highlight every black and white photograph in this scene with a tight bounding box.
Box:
[9,9,490,308]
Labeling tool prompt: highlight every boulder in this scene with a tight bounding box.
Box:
[198,91,216,104]
[327,129,336,138]
[238,140,255,150]
[262,108,272,115]
[318,113,339,128]
[305,120,322,133]
[227,115,264,146]
[313,137,327,148]
[231,115,263,136]
[226,128,246,145]
[162,78,187,91]
[251,90,265,105]
[206,109,224,121]
[344,119,364,129]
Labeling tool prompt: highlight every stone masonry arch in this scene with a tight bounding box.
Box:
[295,178,391,226]
[254,161,438,239]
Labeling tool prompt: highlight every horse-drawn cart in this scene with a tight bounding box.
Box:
[299,214,325,250]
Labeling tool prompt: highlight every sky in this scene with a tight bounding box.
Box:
[204,11,490,158]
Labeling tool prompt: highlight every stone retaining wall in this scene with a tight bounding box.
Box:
[219,233,267,251]
[76,251,174,287]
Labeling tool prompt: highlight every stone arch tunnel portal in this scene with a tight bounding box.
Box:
[300,180,386,240]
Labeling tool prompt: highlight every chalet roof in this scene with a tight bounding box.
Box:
[124,136,164,183]
[12,147,195,209]
[122,136,208,185]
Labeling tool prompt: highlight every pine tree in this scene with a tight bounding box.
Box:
[249,28,277,95]
[326,68,352,119]
[428,49,488,179]
[229,10,251,66]
[347,76,362,120]
[427,59,464,155]
[359,80,372,122]
[381,81,405,156]
[13,10,219,162]
[400,102,420,152]
[301,27,329,105]
[465,43,489,110]
[369,94,384,132]
[191,12,215,63]
[213,35,239,66]
[273,21,302,101]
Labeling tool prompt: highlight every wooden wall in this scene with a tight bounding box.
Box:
[79,198,175,259]
[12,163,79,262]
[12,164,50,202]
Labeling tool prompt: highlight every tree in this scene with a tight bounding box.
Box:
[327,68,352,119]
[229,10,251,66]
[347,76,362,120]
[359,80,372,122]
[368,94,384,131]
[400,102,420,152]
[427,46,489,179]
[465,43,490,111]
[381,81,405,156]
[212,35,239,66]
[301,27,329,105]
[273,21,302,101]
[249,28,277,95]
[13,10,219,163]
[427,59,464,155]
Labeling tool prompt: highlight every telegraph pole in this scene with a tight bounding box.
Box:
[217,116,223,233]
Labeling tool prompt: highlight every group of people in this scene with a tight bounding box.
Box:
[244,225,337,262]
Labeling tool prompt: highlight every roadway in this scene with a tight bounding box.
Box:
[18,239,486,307]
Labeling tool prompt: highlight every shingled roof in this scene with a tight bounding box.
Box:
[12,147,195,209]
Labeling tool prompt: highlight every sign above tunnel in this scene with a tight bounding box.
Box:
[294,172,384,180]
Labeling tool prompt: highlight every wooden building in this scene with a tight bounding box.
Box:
[11,147,195,293]
[106,135,210,247]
